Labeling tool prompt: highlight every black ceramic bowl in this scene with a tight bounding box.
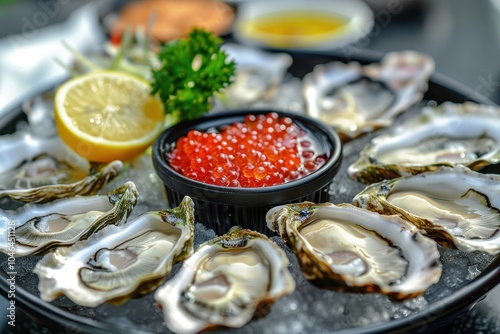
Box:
[152,109,342,235]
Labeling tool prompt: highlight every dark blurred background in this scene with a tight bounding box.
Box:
[0,0,499,333]
[2,0,500,104]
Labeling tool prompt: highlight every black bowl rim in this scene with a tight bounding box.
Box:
[152,109,343,206]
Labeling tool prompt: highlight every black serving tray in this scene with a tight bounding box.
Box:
[0,49,499,334]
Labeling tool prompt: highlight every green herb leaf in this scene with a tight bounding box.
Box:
[151,28,235,121]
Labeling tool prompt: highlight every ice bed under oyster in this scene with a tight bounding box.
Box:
[0,53,498,333]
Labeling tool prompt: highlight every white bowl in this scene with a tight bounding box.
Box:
[233,0,374,51]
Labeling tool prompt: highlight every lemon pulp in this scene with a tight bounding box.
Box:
[55,71,164,163]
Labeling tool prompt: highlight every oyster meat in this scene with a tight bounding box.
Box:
[219,43,292,106]
[348,102,500,183]
[266,202,442,300]
[0,182,138,257]
[155,226,295,334]
[353,166,500,255]
[34,196,195,307]
[303,51,434,141]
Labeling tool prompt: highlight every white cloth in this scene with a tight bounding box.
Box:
[0,2,105,117]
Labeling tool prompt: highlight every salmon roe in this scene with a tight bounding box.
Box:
[167,112,326,187]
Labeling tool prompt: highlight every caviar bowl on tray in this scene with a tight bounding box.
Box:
[152,109,342,235]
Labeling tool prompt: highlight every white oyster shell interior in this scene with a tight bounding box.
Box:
[0,131,89,178]
[34,196,195,307]
[266,203,442,300]
[220,43,292,106]
[0,181,137,257]
[348,102,500,183]
[155,227,295,334]
[303,51,434,141]
[369,105,500,165]
[353,166,500,255]
[0,160,123,203]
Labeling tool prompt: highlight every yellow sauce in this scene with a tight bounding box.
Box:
[243,11,350,47]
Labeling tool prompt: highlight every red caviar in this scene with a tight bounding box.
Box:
[167,112,326,187]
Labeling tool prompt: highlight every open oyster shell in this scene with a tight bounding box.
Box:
[0,131,89,185]
[155,226,295,334]
[266,202,442,300]
[0,95,122,202]
[303,51,434,141]
[34,196,195,307]
[353,166,500,255]
[0,182,138,257]
[348,102,500,183]
[0,160,123,204]
[219,43,293,107]
[0,126,123,203]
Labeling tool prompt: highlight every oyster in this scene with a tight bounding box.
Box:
[0,127,123,203]
[0,182,138,257]
[34,196,195,307]
[0,159,123,203]
[266,202,441,300]
[303,51,434,141]
[219,43,293,106]
[348,102,500,183]
[155,226,295,334]
[353,166,500,255]
[0,131,89,182]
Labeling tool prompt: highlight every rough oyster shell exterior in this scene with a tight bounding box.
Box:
[266,202,442,300]
[0,181,138,257]
[303,51,434,141]
[348,102,500,184]
[353,166,500,255]
[34,196,195,307]
[155,226,295,334]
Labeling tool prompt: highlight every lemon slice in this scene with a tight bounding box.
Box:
[54,71,164,163]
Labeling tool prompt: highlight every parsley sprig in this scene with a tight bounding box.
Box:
[151,28,235,121]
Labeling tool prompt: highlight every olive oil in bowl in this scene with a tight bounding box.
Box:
[234,0,374,50]
[245,11,350,48]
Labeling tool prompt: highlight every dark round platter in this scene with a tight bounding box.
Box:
[0,49,499,334]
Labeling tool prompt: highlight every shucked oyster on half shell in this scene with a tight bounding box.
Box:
[0,159,123,204]
[266,202,442,300]
[348,102,500,184]
[219,43,293,107]
[155,226,295,334]
[353,166,500,255]
[0,182,138,257]
[0,130,88,179]
[0,129,123,204]
[34,196,195,307]
[303,51,434,141]
[0,116,123,202]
